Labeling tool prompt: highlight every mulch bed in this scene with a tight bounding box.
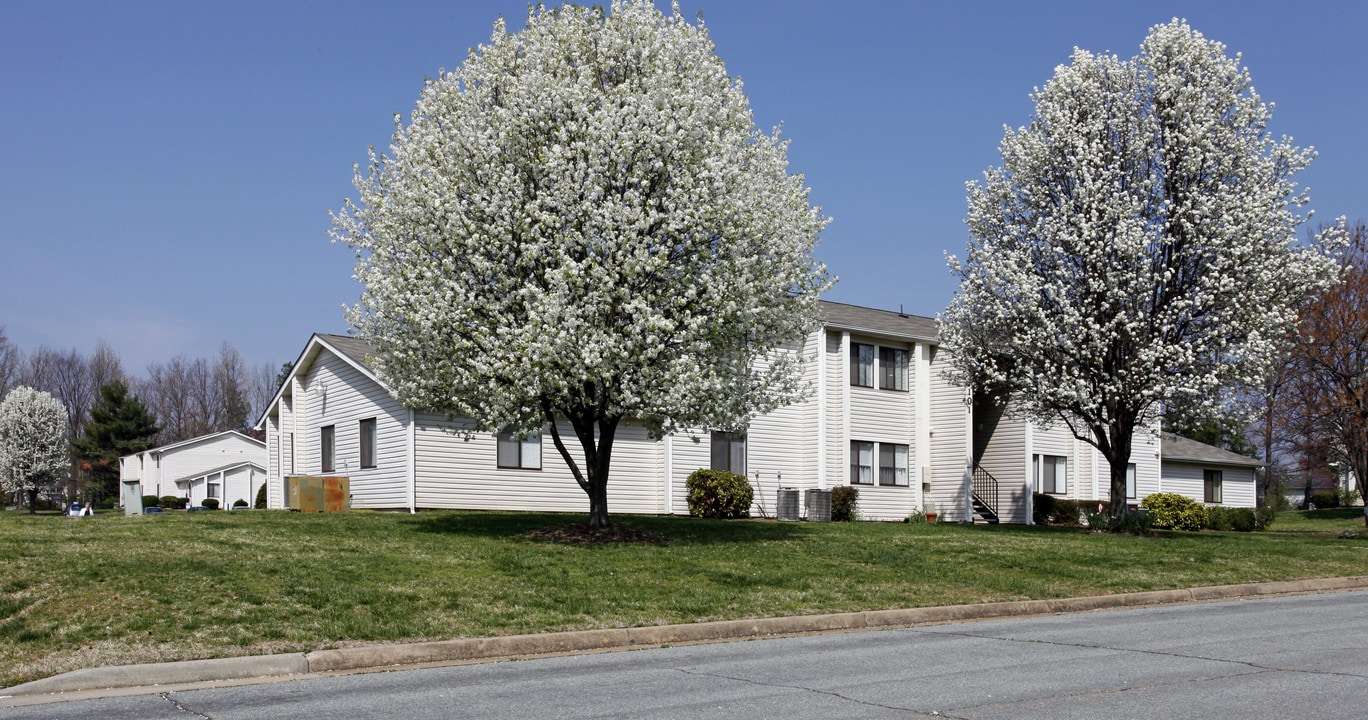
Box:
[523,523,671,544]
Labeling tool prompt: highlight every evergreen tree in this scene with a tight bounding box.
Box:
[72,381,160,501]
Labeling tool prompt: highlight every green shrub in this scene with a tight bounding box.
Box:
[1085,508,1153,534]
[233,498,249,508]
[1254,504,1276,530]
[831,485,859,522]
[97,496,117,510]
[1204,505,1232,531]
[1033,493,1085,526]
[1228,507,1257,532]
[254,483,267,509]
[142,495,161,510]
[159,495,182,509]
[1140,493,1208,531]
[201,498,220,510]
[685,469,753,519]
[1310,491,1340,509]
[904,510,927,524]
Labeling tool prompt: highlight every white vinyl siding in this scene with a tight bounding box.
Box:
[416,416,664,514]
[1161,463,1256,508]
[299,348,411,508]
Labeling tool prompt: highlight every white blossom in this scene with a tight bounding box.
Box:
[0,386,70,509]
[939,20,1340,513]
[332,1,829,527]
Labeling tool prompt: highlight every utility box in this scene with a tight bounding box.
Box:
[776,487,800,521]
[122,480,143,516]
[805,489,832,522]
[285,476,351,512]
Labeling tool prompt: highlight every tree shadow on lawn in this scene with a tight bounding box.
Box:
[405,510,813,545]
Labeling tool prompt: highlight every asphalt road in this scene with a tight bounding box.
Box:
[4,590,1366,719]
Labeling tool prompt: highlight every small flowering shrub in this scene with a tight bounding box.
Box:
[1140,493,1207,531]
[831,486,859,522]
[685,470,753,519]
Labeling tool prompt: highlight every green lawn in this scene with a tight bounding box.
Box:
[1,508,1365,688]
[1270,506,1368,533]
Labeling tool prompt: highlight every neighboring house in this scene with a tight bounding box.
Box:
[119,431,268,508]
[254,301,1210,522]
[1157,432,1262,509]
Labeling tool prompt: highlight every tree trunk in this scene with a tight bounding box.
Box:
[543,401,620,531]
[26,488,37,515]
[1098,410,1136,520]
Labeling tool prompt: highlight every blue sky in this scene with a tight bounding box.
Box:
[2,1,1364,373]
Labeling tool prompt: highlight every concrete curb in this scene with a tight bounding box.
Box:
[7,575,1367,697]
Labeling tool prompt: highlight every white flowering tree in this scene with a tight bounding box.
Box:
[0,386,70,513]
[334,1,829,529]
[940,20,1340,518]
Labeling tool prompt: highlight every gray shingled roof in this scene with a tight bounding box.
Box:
[316,333,377,372]
[1160,432,1266,468]
[313,303,939,367]
[818,300,939,342]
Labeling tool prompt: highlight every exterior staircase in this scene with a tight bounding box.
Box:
[971,465,1001,524]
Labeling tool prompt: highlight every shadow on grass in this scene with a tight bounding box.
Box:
[405,510,814,544]
[1298,507,1364,521]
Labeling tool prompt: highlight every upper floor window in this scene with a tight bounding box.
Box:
[321,425,335,473]
[850,343,874,387]
[359,418,377,469]
[497,431,541,470]
[710,432,747,475]
[879,347,909,391]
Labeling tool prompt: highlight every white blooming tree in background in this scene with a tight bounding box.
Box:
[334,1,829,529]
[0,386,70,513]
[940,20,1340,518]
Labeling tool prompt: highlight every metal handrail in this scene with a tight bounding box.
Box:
[972,464,1000,520]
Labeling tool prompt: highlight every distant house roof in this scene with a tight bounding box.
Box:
[170,460,267,485]
[133,430,265,458]
[1160,432,1266,469]
[818,301,939,342]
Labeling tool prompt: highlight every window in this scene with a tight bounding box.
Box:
[879,443,909,486]
[320,425,335,473]
[879,347,909,391]
[1204,469,1223,504]
[850,441,874,485]
[207,483,220,499]
[497,431,541,470]
[359,418,377,469]
[710,432,746,475]
[1126,463,1137,499]
[1036,454,1067,494]
[850,343,874,387]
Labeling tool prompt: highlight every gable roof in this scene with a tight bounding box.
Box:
[315,333,376,372]
[170,460,268,485]
[130,430,265,459]
[819,300,938,342]
[1160,432,1266,469]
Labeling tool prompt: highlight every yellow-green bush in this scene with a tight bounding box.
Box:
[685,469,753,519]
[1140,492,1207,531]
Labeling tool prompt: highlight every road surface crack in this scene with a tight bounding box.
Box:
[670,665,928,716]
[160,692,212,719]
[923,628,1368,680]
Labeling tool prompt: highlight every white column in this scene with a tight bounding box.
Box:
[407,408,417,514]
[914,341,931,513]
[840,331,851,487]
[664,433,674,514]
[816,329,827,489]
